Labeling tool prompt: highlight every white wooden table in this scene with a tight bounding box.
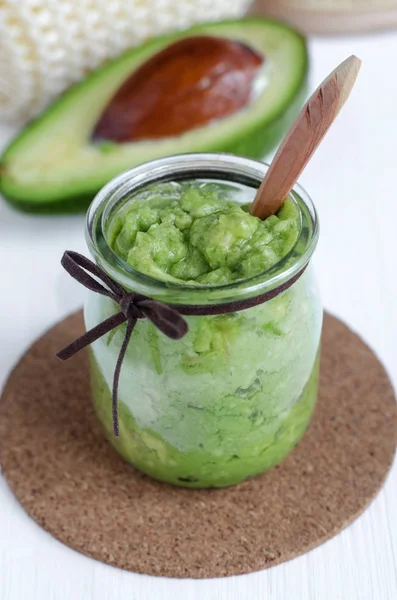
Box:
[1,33,396,600]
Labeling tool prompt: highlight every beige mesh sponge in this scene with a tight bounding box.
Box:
[0,0,251,124]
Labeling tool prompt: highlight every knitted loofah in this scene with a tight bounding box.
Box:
[0,0,251,123]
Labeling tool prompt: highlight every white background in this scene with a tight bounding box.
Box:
[1,32,397,600]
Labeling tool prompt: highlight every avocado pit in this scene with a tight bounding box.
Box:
[93,36,264,142]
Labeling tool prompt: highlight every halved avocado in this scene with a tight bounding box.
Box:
[0,18,308,213]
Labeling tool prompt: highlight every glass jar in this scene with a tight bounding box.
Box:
[85,153,322,488]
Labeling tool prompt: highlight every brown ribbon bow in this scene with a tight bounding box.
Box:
[57,251,188,436]
[57,251,307,437]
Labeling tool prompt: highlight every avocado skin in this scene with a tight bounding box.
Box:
[0,19,308,214]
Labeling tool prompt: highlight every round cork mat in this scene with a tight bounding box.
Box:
[0,311,396,578]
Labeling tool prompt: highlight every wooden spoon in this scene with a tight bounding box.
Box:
[250,55,362,220]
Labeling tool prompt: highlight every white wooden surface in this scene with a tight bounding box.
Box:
[0,33,397,600]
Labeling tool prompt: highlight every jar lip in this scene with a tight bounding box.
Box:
[86,153,319,305]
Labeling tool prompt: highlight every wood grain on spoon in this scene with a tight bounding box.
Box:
[250,55,362,220]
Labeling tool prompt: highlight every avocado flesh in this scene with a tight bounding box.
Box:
[0,18,308,213]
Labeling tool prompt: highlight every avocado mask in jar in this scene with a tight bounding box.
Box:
[85,153,322,488]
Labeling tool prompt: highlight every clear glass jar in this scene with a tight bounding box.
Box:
[85,153,322,488]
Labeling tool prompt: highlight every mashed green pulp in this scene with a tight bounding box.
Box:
[108,181,300,284]
[88,179,321,488]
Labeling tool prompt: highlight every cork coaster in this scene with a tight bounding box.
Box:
[0,311,396,578]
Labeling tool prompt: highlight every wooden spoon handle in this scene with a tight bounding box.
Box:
[250,55,362,220]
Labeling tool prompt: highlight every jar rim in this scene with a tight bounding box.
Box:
[86,153,319,305]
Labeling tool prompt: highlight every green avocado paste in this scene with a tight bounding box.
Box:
[108,181,300,284]
[88,179,321,488]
